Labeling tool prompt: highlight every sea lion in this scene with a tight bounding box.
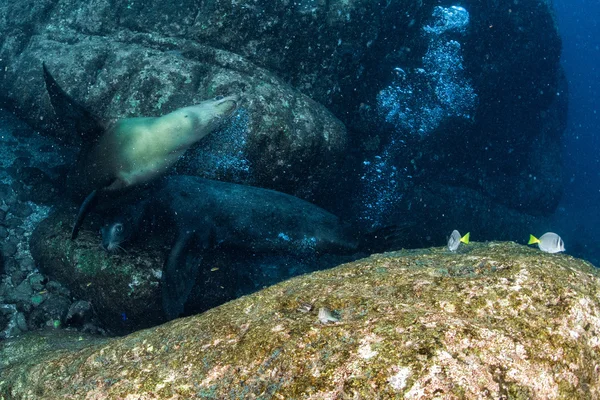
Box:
[100,175,362,319]
[42,63,240,239]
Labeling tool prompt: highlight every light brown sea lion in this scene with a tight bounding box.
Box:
[66,95,240,196]
[43,64,240,239]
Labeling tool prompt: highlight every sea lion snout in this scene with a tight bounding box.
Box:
[212,94,241,118]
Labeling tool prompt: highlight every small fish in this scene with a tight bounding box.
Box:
[318,307,340,324]
[448,230,470,252]
[297,303,313,313]
[210,267,219,272]
[528,232,565,253]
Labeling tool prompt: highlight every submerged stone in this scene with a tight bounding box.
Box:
[1,242,598,399]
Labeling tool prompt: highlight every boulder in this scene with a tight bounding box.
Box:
[2,242,599,399]
[29,210,167,334]
[0,0,567,241]
[383,182,555,249]
[0,30,346,201]
[29,209,355,334]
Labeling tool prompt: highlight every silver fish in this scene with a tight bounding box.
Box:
[448,230,470,252]
[318,307,340,324]
[528,232,565,253]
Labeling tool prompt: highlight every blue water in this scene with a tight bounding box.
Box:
[551,0,600,264]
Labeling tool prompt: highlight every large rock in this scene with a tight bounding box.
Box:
[2,242,599,398]
[28,210,236,334]
[384,182,555,249]
[29,209,357,335]
[0,0,566,234]
[0,28,346,202]
[0,0,430,113]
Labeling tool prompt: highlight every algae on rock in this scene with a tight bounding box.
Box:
[1,242,599,399]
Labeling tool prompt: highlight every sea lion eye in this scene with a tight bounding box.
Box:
[115,224,123,233]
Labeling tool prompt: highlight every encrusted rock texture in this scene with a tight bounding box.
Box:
[28,209,242,335]
[28,208,354,335]
[1,242,599,399]
[0,0,566,216]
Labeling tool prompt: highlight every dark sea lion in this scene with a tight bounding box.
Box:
[100,176,361,320]
[42,63,240,239]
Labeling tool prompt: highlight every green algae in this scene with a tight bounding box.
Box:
[30,294,44,306]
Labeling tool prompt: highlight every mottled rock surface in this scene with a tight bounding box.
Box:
[29,209,355,335]
[0,27,347,202]
[0,0,565,215]
[29,209,174,334]
[2,242,599,399]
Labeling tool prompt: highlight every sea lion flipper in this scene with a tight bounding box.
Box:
[71,189,98,240]
[162,232,201,320]
[43,62,105,143]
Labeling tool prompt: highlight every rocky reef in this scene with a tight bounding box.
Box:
[0,0,574,350]
[0,18,347,201]
[0,111,106,339]
[1,242,599,399]
[0,0,566,233]
[29,208,359,335]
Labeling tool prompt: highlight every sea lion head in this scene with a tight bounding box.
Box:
[100,220,132,252]
[190,94,240,131]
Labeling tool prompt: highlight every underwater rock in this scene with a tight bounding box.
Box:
[3,279,32,306]
[387,182,555,249]
[0,0,568,246]
[17,256,35,273]
[26,293,70,331]
[2,242,599,398]
[9,166,59,204]
[29,209,354,334]
[65,300,93,328]
[0,33,346,203]
[7,202,32,219]
[0,0,420,119]
[29,209,255,334]
[29,210,168,334]
[2,219,20,230]
[1,240,17,258]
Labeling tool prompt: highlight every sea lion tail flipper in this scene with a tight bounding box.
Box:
[162,232,201,320]
[71,190,98,240]
[42,62,105,143]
